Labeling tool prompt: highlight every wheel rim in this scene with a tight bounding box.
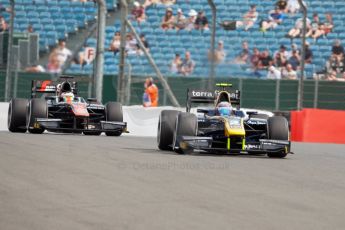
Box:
[26,101,32,130]
[172,115,179,151]
[7,101,12,128]
[157,116,161,146]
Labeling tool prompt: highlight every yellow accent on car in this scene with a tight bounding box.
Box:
[216,83,232,87]
[222,117,246,137]
[227,137,230,150]
[34,122,40,129]
[242,138,246,150]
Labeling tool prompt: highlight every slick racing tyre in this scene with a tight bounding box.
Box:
[26,98,48,134]
[267,116,289,158]
[173,112,198,154]
[105,102,123,136]
[8,98,28,133]
[157,110,180,151]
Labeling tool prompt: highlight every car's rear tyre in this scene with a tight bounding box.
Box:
[267,116,289,158]
[8,98,28,133]
[105,102,123,136]
[26,98,47,134]
[173,112,198,154]
[157,110,180,151]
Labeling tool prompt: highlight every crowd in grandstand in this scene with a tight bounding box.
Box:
[1,0,344,81]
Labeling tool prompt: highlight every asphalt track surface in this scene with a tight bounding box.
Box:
[1,132,345,230]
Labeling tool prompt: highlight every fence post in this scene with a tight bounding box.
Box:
[313,78,319,108]
[275,79,280,111]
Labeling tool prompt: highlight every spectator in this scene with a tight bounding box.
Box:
[331,39,344,59]
[137,34,150,56]
[161,8,175,30]
[288,50,300,70]
[194,11,209,30]
[286,43,299,59]
[258,50,273,69]
[0,4,11,14]
[47,51,62,74]
[185,9,197,31]
[323,13,334,36]
[237,4,259,31]
[170,53,182,73]
[77,45,95,66]
[235,41,250,64]
[326,55,344,75]
[160,0,175,5]
[143,0,175,7]
[287,17,310,39]
[0,16,7,32]
[54,40,72,66]
[125,33,138,55]
[180,51,195,76]
[287,0,305,14]
[27,24,34,33]
[0,4,5,13]
[260,7,285,32]
[306,13,323,42]
[267,65,281,79]
[174,8,186,31]
[143,0,160,8]
[326,70,338,81]
[131,1,145,24]
[304,42,313,64]
[25,63,46,73]
[143,77,159,107]
[250,47,261,69]
[274,45,288,67]
[281,63,297,79]
[109,31,121,55]
[208,40,226,64]
[276,0,288,13]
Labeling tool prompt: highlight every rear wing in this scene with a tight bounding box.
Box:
[31,76,78,98]
[31,80,56,98]
[186,88,241,112]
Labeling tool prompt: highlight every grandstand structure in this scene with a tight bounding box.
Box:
[65,0,345,78]
[0,0,344,78]
[0,0,116,52]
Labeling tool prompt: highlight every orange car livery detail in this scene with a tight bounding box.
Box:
[71,103,89,117]
[38,80,52,92]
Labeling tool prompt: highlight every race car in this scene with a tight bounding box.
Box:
[157,83,292,158]
[8,76,127,136]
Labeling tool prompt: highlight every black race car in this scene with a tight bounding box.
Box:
[157,83,292,158]
[8,76,127,136]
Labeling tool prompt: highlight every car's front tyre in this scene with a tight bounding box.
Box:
[172,112,198,154]
[267,116,289,158]
[26,98,47,134]
[157,110,180,151]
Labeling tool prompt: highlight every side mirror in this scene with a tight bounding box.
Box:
[197,109,209,114]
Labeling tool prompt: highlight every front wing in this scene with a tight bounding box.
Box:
[176,136,291,155]
[35,118,127,133]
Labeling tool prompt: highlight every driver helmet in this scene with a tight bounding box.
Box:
[61,92,74,104]
[216,101,233,117]
[60,81,72,93]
